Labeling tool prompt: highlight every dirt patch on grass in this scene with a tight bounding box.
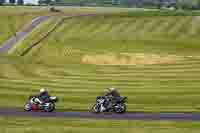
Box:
[81,53,182,65]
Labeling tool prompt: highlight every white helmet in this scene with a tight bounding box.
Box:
[40,88,47,93]
[107,87,116,92]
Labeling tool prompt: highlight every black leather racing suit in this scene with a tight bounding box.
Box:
[104,90,121,109]
[32,92,50,104]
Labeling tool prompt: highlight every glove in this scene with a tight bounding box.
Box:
[34,97,42,104]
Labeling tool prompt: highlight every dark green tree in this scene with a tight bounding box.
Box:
[177,0,200,9]
[17,0,24,5]
[9,0,16,4]
[0,0,5,5]
[38,0,51,5]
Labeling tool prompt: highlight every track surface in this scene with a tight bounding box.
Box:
[1,108,200,121]
[0,16,50,54]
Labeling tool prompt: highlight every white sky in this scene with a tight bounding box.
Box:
[24,0,38,4]
[5,0,38,4]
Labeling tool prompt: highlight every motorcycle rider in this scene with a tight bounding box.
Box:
[32,88,50,105]
[103,87,121,111]
[105,87,120,97]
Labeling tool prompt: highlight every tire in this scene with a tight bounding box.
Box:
[91,104,101,113]
[114,104,126,113]
[24,103,32,111]
[43,103,55,112]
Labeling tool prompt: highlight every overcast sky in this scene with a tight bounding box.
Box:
[5,0,39,4]
[24,0,38,4]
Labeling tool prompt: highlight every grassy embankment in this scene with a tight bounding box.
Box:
[0,10,200,112]
[1,116,200,133]
[1,7,200,133]
[0,6,54,45]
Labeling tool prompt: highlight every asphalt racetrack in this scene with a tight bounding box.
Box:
[1,108,200,121]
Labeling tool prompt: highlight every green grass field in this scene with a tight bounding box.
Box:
[0,10,199,112]
[1,7,200,133]
[1,116,200,133]
[0,6,52,45]
[0,6,128,46]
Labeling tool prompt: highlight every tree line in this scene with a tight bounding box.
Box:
[0,0,24,5]
[1,0,200,10]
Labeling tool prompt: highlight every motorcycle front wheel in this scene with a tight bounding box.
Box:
[114,104,126,113]
[43,103,55,112]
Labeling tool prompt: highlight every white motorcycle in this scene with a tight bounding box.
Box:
[24,96,58,112]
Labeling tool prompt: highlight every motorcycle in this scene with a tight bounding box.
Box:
[91,96,127,113]
[24,95,58,112]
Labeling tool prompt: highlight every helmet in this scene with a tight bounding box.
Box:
[40,88,47,94]
[107,87,116,93]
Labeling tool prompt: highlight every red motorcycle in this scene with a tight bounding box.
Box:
[24,95,58,112]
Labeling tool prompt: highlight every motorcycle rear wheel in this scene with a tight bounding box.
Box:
[91,104,101,113]
[24,103,32,111]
